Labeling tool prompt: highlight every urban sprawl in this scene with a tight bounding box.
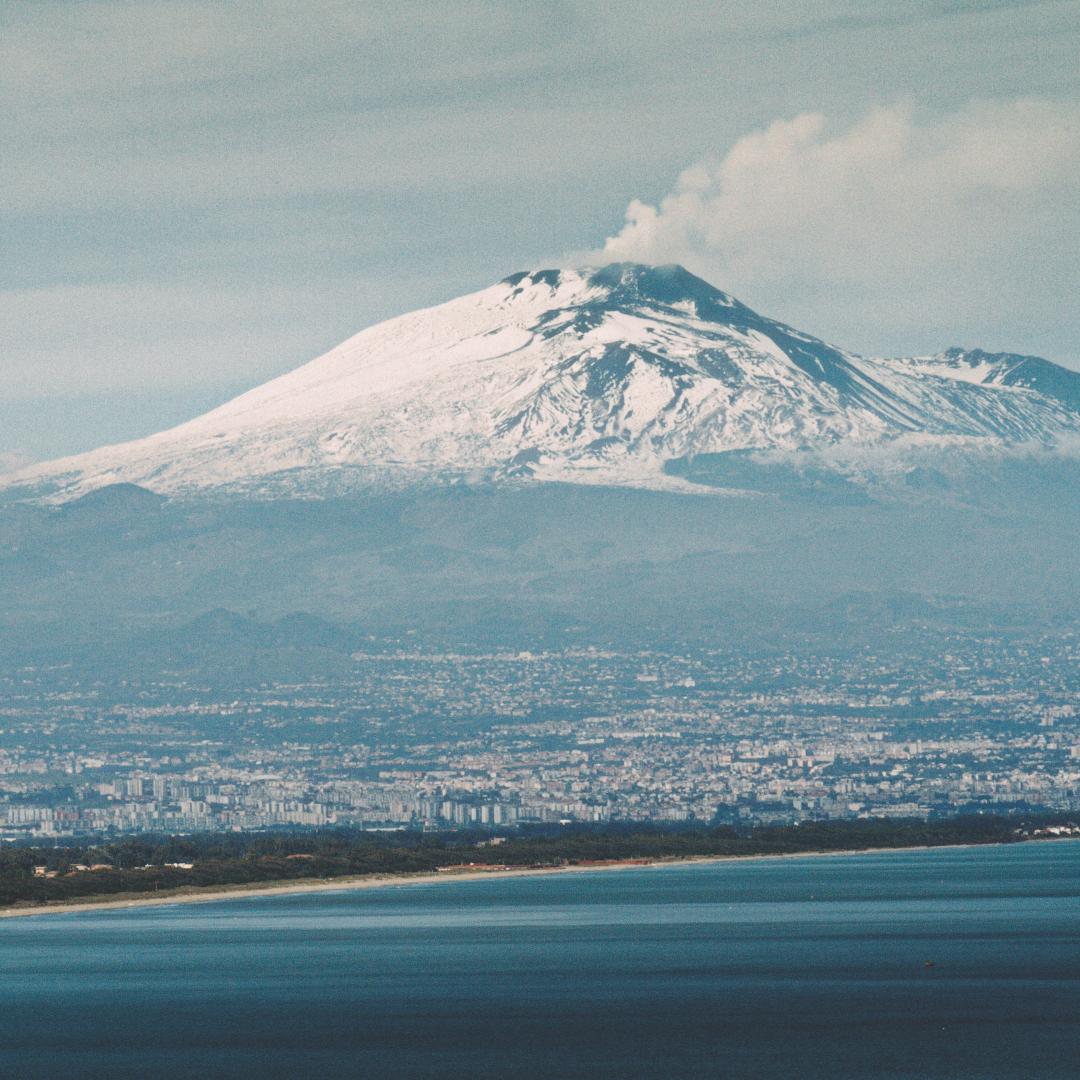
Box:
[2,630,1077,838]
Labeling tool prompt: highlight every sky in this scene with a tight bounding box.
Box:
[3,0,1080,466]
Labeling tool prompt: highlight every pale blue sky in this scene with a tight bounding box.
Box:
[3,0,1080,464]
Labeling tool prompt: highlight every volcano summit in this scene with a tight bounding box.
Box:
[6,263,1080,502]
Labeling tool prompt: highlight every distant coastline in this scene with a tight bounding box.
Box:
[4,838,1075,920]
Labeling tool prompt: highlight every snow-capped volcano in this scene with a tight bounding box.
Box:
[7,263,1080,499]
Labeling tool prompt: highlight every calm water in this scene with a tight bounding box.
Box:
[2,842,1080,1079]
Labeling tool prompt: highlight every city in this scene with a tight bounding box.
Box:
[3,626,1077,838]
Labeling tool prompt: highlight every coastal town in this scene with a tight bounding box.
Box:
[2,626,1076,839]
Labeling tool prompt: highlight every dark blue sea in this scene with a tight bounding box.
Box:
[2,841,1080,1079]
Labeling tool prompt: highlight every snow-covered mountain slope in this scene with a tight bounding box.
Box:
[7,263,1080,500]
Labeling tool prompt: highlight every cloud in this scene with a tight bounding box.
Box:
[598,99,1080,361]
[0,1,606,212]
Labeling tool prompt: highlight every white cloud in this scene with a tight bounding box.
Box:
[599,99,1080,361]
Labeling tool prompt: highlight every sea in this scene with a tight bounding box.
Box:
[2,841,1079,1079]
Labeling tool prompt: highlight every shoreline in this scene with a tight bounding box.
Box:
[0,839,1053,920]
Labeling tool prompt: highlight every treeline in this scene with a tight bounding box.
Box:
[0,814,1072,910]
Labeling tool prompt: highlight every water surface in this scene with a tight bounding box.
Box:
[2,842,1079,1078]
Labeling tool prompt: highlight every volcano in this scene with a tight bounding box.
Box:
[6,263,1080,502]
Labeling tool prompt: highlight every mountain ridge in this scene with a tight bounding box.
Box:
[6,263,1080,502]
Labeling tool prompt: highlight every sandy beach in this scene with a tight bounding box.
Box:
[0,860,660,919]
[0,841,1022,920]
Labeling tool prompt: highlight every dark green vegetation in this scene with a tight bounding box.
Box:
[2,815,1073,910]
